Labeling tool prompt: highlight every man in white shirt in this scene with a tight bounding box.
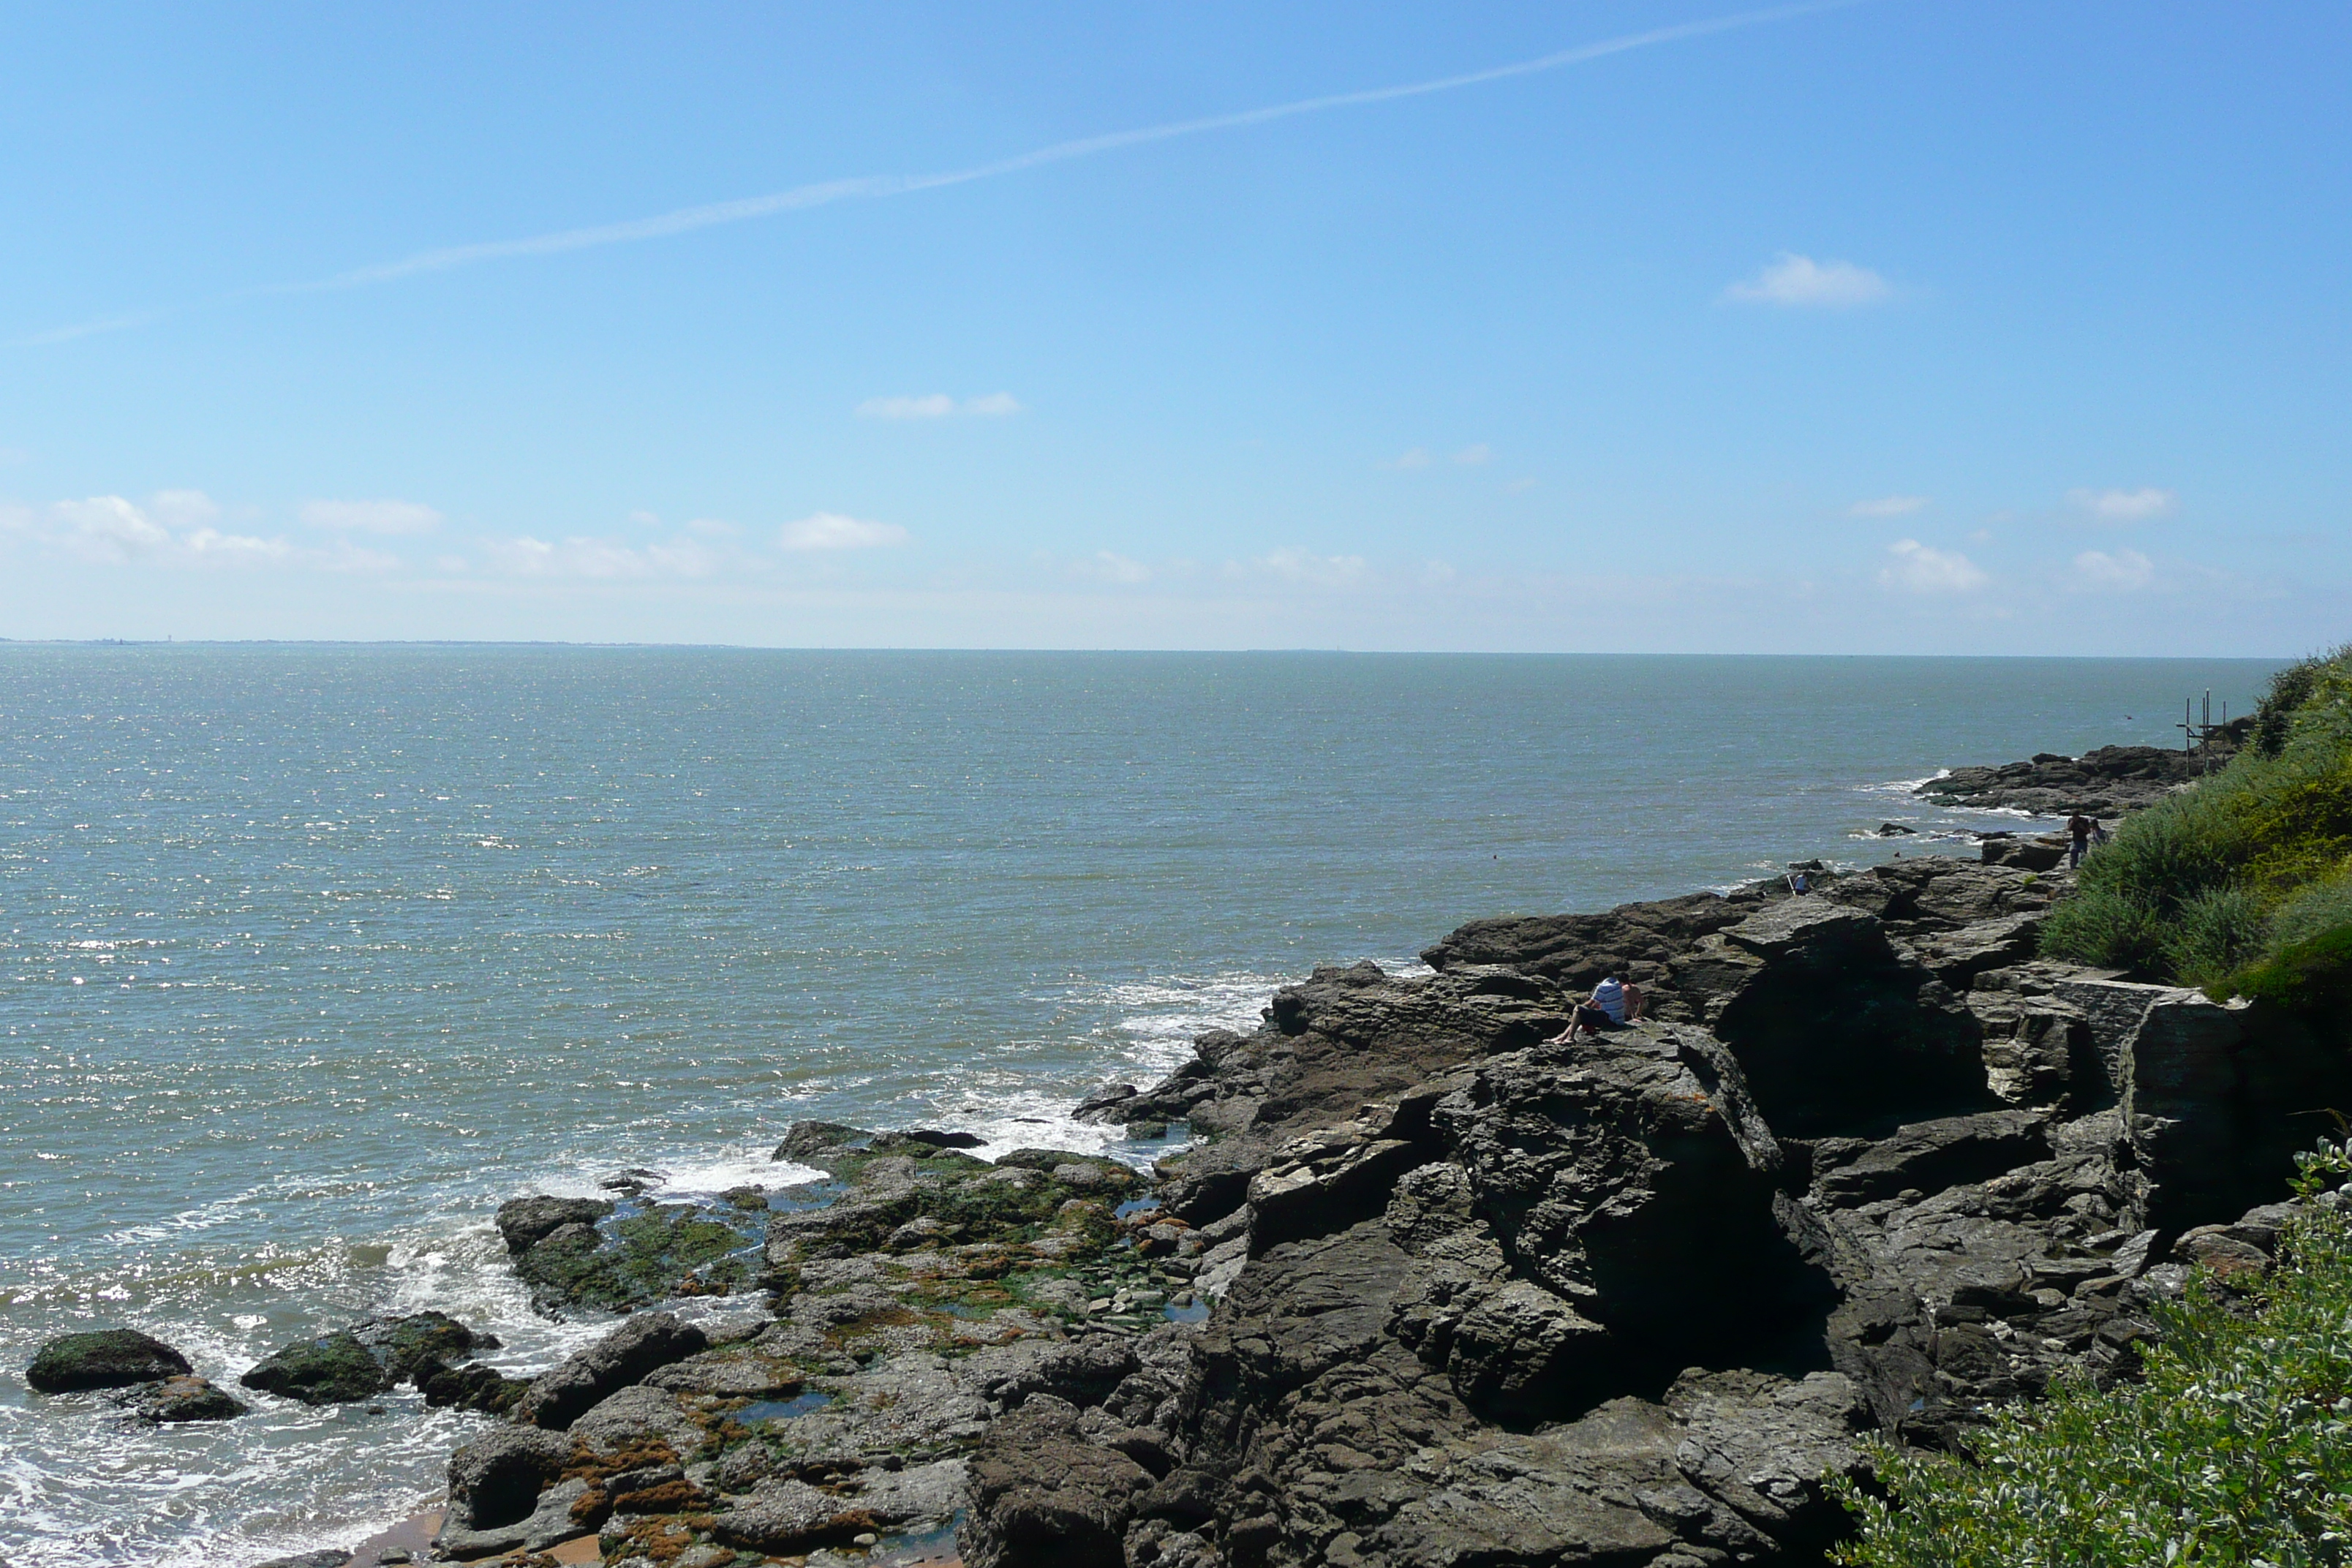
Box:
[1549,976,1645,1042]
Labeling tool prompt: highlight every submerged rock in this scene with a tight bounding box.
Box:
[24,1328,192,1393]
[507,1197,757,1316]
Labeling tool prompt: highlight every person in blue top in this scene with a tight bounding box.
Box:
[1549,975,1645,1043]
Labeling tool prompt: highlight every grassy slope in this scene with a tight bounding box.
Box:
[2040,647,2352,996]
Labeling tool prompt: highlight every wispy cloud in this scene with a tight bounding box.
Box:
[1071,551,1155,585]
[1725,253,1894,308]
[18,491,392,570]
[1233,549,1371,589]
[1850,494,1928,518]
[16,2,1866,344]
[301,498,443,535]
[13,314,158,348]
[486,535,721,578]
[779,512,909,551]
[1879,538,1987,594]
[2069,486,2174,522]
[855,393,1025,420]
[2074,547,2155,591]
[1452,444,1493,466]
[856,394,956,420]
[1382,448,1433,470]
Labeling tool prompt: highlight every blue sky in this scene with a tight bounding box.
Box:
[1,1,2344,652]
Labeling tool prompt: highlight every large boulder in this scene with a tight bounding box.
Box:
[443,1423,573,1534]
[960,1398,1154,1568]
[240,1332,387,1405]
[495,1194,615,1254]
[1674,896,1995,1138]
[23,1329,190,1393]
[2121,990,2352,1231]
[114,1374,248,1423]
[513,1311,708,1431]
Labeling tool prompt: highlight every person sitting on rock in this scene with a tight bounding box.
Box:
[1550,976,1643,1042]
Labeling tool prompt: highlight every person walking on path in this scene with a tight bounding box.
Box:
[2067,813,2096,870]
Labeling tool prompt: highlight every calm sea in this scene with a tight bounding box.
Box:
[0,646,2280,1567]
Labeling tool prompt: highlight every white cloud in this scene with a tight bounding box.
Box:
[50,496,176,562]
[779,512,909,551]
[1850,494,1928,518]
[2073,547,2155,592]
[2068,486,2174,523]
[1879,538,1988,595]
[1502,477,1537,495]
[1235,549,1371,589]
[858,393,957,419]
[301,498,443,535]
[1725,253,1894,308]
[487,535,720,578]
[1452,444,1492,466]
[1382,448,1433,470]
[182,527,290,562]
[33,492,320,569]
[1072,551,1154,585]
[856,393,1025,420]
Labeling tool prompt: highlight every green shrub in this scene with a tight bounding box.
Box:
[2040,647,2352,981]
[2039,884,2168,974]
[2161,885,2272,986]
[2210,924,2352,1026]
[1833,1150,2352,1567]
[2271,872,2352,951]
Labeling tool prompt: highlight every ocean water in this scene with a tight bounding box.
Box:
[0,646,2280,1567]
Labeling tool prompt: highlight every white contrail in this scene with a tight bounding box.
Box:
[312,0,1867,289]
[16,0,1869,339]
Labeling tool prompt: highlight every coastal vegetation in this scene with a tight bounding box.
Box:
[1834,1143,2352,1567]
[2040,646,2352,1017]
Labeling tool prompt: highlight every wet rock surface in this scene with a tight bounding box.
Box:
[241,1312,501,1407]
[427,854,2343,1567]
[23,1328,192,1393]
[113,1373,249,1423]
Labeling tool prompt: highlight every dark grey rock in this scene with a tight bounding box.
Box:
[114,1374,247,1423]
[495,1194,616,1254]
[1918,742,2224,817]
[25,1328,191,1393]
[239,1331,387,1405]
[513,1310,708,1430]
[959,1398,1153,1568]
[443,1423,572,1534]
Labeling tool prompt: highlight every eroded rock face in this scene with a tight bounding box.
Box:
[1017,859,2351,1566]
[513,1311,709,1431]
[432,852,2352,1568]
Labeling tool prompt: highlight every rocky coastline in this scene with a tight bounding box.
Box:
[28,739,2345,1568]
[1912,726,2245,818]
